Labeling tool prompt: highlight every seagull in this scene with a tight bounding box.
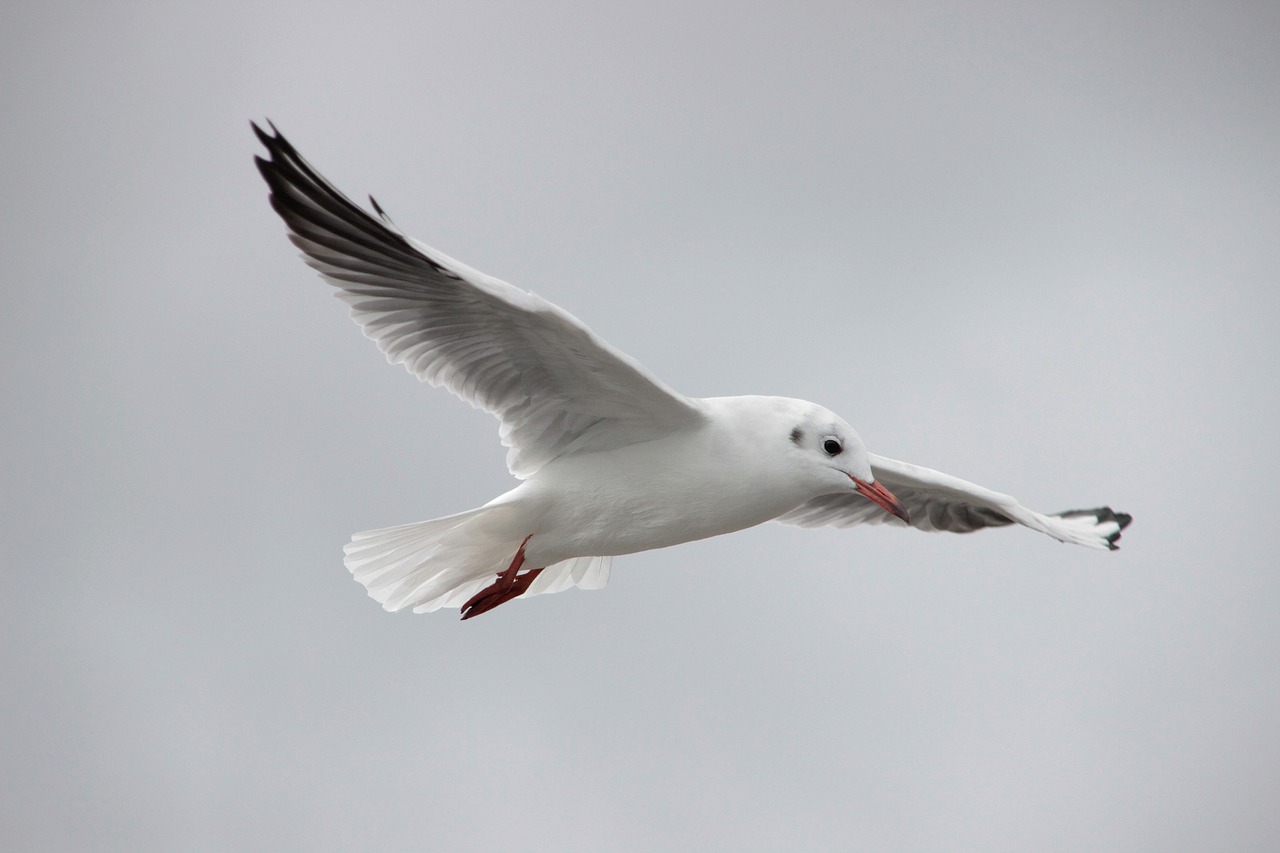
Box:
[253,122,1132,620]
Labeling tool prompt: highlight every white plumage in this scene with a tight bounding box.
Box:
[254,122,1131,620]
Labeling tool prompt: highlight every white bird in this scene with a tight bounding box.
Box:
[253,122,1131,620]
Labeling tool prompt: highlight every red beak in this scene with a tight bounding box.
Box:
[851,476,911,524]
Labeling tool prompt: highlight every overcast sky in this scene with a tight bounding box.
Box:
[3,2,1279,850]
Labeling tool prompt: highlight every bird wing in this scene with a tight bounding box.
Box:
[776,453,1131,550]
[253,123,706,478]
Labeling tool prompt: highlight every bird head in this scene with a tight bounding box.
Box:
[782,400,910,524]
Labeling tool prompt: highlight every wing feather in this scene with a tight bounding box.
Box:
[777,453,1131,550]
[254,122,704,477]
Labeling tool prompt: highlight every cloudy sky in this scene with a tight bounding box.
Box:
[3,2,1278,850]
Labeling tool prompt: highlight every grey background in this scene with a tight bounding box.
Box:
[3,2,1278,850]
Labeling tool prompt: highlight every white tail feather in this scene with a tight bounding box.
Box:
[343,507,610,614]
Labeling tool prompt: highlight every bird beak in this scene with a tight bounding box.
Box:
[851,476,910,524]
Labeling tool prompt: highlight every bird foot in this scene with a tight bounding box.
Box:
[460,535,541,620]
[460,567,544,620]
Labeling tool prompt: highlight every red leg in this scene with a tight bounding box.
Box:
[460,535,542,620]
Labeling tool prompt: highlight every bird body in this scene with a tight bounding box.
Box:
[503,395,872,562]
[254,122,1131,620]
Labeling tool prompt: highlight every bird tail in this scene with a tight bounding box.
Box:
[342,506,611,614]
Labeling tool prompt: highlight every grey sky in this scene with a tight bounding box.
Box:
[3,2,1278,850]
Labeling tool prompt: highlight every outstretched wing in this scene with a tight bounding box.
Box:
[777,453,1131,550]
[253,122,705,478]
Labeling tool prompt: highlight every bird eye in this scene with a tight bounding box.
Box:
[823,438,842,456]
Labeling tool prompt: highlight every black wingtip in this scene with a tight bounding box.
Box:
[1097,507,1132,551]
[251,120,288,175]
[368,194,399,229]
[250,120,453,284]
[1054,506,1132,551]
[250,118,277,148]
[252,119,304,166]
[1103,508,1133,551]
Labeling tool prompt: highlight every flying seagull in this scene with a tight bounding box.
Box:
[253,122,1131,620]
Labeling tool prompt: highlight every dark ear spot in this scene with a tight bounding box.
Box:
[789,427,804,446]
